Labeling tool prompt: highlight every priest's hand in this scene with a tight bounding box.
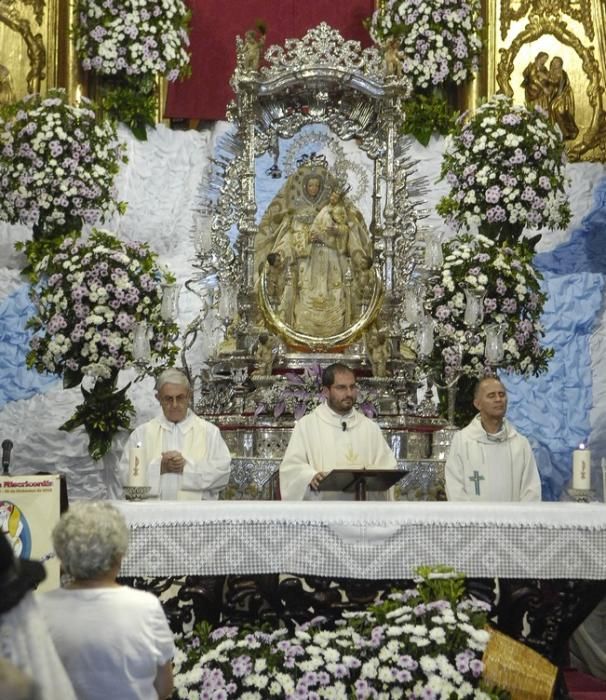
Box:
[310,472,326,491]
[160,451,186,474]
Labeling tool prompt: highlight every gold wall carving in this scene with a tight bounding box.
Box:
[0,0,79,103]
[490,0,606,161]
[1,1,605,161]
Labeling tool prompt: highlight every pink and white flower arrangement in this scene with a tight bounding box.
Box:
[25,229,179,386]
[369,0,483,88]
[173,567,506,699]
[0,89,126,235]
[420,232,552,381]
[74,0,191,80]
[437,94,571,234]
[253,363,377,420]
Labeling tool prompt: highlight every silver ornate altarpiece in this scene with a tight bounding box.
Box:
[184,24,449,497]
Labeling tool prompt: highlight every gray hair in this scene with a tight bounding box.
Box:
[52,502,128,581]
[155,368,190,392]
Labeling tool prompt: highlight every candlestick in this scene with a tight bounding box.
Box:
[127,443,145,487]
[602,457,606,503]
[572,445,591,490]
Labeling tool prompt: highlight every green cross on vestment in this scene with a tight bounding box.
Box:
[469,470,484,496]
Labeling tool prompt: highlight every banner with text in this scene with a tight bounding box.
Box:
[0,475,62,591]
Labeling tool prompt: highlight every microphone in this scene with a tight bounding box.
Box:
[341,422,347,432]
[2,439,13,474]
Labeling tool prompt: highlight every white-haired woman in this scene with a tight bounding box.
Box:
[37,502,174,700]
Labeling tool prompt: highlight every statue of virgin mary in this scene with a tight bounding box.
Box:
[255,157,375,339]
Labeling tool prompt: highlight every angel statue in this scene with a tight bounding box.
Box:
[241,22,266,72]
[255,156,374,338]
[383,37,404,78]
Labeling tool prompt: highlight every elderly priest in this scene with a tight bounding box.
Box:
[279,363,397,500]
[119,368,231,500]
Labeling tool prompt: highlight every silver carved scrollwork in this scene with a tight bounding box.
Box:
[186,23,428,353]
[183,23,443,484]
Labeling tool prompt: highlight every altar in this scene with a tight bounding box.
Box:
[115,500,606,580]
[115,500,606,694]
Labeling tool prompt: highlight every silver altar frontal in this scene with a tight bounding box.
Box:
[185,24,449,485]
[115,500,606,580]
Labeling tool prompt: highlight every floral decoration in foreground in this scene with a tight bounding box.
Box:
[20,229,179,458]
[253,363,377,420]
[437,94,571,239]
[418,232,552,383]
[173,566,509,699]
[0,89,126,237]
[74,0,191,81]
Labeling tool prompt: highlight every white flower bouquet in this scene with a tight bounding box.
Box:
[173,566,508,699]
[437,94,571,237]
[369,0,483,89]
[0,89,126,237]
[74,0,191,81]
[420,233,552,381]
[25,229,178,384]
[20,229,179,459]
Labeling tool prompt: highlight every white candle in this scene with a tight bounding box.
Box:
[127,443,145,487]
[572,444,591,490]
[601,457,606,503]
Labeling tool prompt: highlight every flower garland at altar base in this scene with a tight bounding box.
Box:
[0,89,126,238]
[19,229,179,459]
[173,567,513,700]
[253,363,378,421]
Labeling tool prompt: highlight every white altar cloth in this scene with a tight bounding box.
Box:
[113,500,606,580]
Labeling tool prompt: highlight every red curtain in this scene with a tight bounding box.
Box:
[165,0,376,120]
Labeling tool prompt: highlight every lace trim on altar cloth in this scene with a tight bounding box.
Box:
[113,501,606,581]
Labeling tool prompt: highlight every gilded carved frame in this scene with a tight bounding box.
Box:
[488,0,606,161]
[0,0,78,105]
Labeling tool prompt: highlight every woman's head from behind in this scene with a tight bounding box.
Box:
[52,502,128,581]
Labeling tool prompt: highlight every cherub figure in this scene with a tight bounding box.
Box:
[383,37,404,78]
[370,331,391,378]
[251,334,274,376]
[242,22,267,72]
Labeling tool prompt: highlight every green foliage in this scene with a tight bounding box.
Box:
[60,372,135,460]
[99,75,157,141]
[403,91,459,146]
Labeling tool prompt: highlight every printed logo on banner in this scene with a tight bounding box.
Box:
[0,500,32,558]
[0,475,62,590]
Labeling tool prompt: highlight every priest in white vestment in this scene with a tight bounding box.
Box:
[119,369,231,500]
[279,363,397,500]
[445,376,541,501]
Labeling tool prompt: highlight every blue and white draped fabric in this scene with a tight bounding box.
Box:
[0,285,59,409]
[0,130,604,503]
[504,175,606,501]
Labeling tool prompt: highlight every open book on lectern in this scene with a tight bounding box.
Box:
[317,468,404,494]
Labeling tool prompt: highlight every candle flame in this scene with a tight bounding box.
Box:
[579,443,586,450]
